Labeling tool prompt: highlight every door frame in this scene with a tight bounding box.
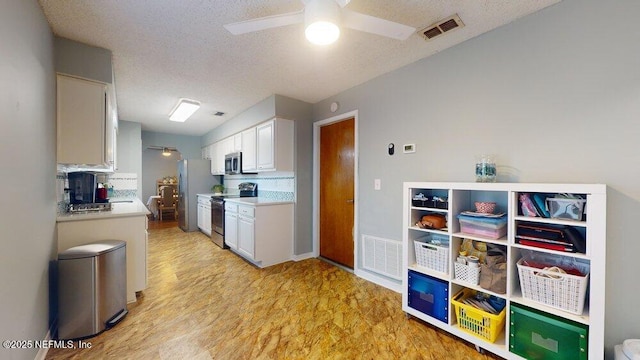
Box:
[312,110,359,266]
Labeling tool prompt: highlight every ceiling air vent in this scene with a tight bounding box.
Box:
[418,14,464,41]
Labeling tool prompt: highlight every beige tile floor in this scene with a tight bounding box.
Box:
[46,226,502,359]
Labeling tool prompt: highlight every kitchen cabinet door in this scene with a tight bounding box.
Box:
[203,204,211,234]
[225,212,238,250]
[241,127,257,172]
[256,120,275,171]
[238,214,255,259]
[57,74,109,166]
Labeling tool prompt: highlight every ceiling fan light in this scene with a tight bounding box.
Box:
[306,21,340,45]
[305,0,340,45]
[162,148,172,156]
[169,98,200,122]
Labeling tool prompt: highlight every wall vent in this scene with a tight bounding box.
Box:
[362,235,402,280]
[418,14,464,41]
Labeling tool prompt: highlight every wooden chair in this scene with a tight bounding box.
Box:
[157,186,177,221]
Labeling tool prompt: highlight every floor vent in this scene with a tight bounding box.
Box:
[362,235,402,280]
[418,14,464,41]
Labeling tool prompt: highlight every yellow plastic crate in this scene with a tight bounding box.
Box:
[451,288,506,343]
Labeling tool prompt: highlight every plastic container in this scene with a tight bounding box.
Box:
[414,239,449,273]
[510,304,588,360]
[516,258,590,315]
[458,214,508,239]
[454,262,480,285]
[451,288,506,343]
[407,270,448,323]
[546,198,586,221]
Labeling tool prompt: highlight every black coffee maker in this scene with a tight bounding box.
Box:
[67,172,97,204]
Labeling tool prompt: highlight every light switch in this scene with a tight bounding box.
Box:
[374,179,381,190]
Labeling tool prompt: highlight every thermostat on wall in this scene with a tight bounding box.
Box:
[403,144,416,153]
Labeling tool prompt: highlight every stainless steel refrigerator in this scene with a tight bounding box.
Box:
[177,159,219,232]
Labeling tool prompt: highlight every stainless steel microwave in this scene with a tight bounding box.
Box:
[224,152,241,175]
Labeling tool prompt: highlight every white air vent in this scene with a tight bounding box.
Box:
[418,14,464,41]
[362,235,402,280]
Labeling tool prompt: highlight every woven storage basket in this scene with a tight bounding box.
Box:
[414,240,449,274]
[517,258,590,315]
[454,262,480,285]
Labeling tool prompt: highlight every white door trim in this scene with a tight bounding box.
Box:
[312,110,359,267]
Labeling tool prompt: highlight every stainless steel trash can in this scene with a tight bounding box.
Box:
[58,240,128,340]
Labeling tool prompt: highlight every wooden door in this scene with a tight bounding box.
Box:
[319,117,355,268]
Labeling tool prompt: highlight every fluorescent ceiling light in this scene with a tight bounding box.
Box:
[305,0,340,45]
[169,98,200,122]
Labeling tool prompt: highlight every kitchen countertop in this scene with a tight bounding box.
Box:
[223,197,294,206]
[57,198,150,222]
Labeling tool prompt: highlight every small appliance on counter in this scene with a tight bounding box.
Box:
[66,172,112,213]
[238,182,258,197]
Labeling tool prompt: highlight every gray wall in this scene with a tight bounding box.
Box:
[141,131,202,201]
[274,96,314,254]
[313,0,639,356]
[54,36,112,83]
[201,95,277,145]
[116,120,143,198]
[201,94,313,255]
[0,1,56,359]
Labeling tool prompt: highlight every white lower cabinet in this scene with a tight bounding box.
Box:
[197,195,211,235]
[224,200,293,267]
[237,210,255,259]
[224,202,238,250]
[402,182,606,360]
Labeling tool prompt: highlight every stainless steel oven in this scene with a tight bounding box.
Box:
[210,197,226,248]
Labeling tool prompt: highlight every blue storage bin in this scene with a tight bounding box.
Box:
[408,270,449,323]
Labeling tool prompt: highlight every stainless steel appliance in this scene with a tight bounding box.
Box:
[58,240,128,340]
[210,182,258,248]
[68,172,98,204]
[210,197,225,248]
[177,159,219,232]
[224,152,242,175]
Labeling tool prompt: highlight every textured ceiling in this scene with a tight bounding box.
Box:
[38,0,560,136]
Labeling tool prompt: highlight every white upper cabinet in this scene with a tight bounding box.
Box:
[241,127,257,172]
[256,118,293,172]
[57,74,115,170]
[233,133,242,152]
[206,117,293,175]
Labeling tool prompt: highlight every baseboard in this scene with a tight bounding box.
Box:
[34,329,52,360]
[291,252,315,262]
[355,268,402,293]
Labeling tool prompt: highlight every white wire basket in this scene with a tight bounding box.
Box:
[454,262,480,285]
[414,240,449,274]
[517,258,590,315]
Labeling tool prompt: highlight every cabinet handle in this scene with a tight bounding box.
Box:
[346,199,354,203]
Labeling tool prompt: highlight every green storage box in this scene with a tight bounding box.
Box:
[510,304,588,360]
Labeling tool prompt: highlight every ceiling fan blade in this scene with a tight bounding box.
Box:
[224,10,304,35]
[342,9,415,40]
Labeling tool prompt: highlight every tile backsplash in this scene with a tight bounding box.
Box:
[224,172,295,201]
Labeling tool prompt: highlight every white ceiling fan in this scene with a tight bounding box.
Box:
[147,146,178,157]
[224,0,416,45]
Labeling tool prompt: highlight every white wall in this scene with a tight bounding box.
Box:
[0,1,56,359]
[313,0,640,357]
